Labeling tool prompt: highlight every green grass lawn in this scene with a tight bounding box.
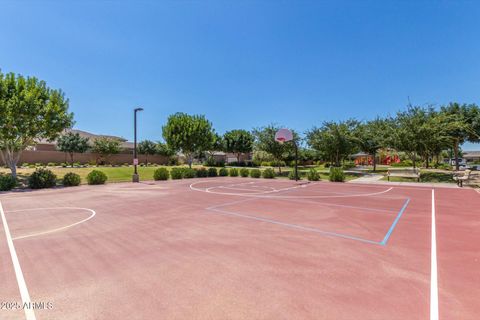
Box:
[380,170,455,183]
[0,165,195,185]
[1,164,362,186]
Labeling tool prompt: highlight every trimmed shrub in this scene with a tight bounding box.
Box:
[35,163,43,167]
[168,157,179,166]
[434,163,450,170]
[329,167,345,182]
[342,161,356,169]
[391,160,413,167]
[47,162,57,167]
[86,170,108,185]
[203,157,216,167]
[196,167,208,178]
[271,160,286,167]
[21,162,30,168]
[219,167,228,176]
[288,170,300,180]
[153,168,169,180]
[63,172,81,186]
[240,168,249,177]
[307,168,320,181]
[183,168,196,179]
[215,160,226,167]
[28,168,57,189]
[170,167,184,179]
[0,174,16,191]
[229,168,239,177]
[61,162,68,167]
[250,169,261,178]
[262,168,275,179]
[208,167,218,177]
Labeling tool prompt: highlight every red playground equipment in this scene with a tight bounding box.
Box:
[353,151,400,166]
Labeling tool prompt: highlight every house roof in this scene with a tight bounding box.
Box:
[36,129,133,149]
[463,151,480,158]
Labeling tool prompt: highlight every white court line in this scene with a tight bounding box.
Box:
[191,181,393,199]
[8,207,96,241]
[430,189,439,320]
[0,201,36,320]
[204,182,311,195]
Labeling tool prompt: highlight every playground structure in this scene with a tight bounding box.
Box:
[353,150,401,166]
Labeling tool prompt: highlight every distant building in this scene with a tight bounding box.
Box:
[1,129,168,166]
[463,151,480,163]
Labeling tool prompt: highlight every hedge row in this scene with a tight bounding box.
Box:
[2,166,344,191]
[27,168,107,189]
[153,167,285,180]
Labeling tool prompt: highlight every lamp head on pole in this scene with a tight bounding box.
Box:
[134,107,144,112]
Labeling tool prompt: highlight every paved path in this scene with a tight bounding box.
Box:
[348,174,384,183]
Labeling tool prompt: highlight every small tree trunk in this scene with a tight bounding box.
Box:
[453,139,459,171]
[188,154,193,168]
[425,154,429,169]
[237,153,241,163]
[9,163,17,179]
[145,154,148,167]
[1,149,21,179]
[372,151,377,172]
[70,152,74,167]
[412,152,416,169]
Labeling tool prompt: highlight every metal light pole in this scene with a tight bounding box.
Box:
[132,107,144,182]
[294,140,298,181]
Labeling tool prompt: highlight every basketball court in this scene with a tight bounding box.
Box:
[0,177,479,319]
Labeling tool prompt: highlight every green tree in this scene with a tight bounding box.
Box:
[138,140,157,165]
[306,120,358,167]
[205,133,224,162]
[56,132,90,167]
[416,110,453,168]
[252,125,298,173]
[162,112,215,167]
[223,129,254,163]
[91,137,122,165]
[354,118,390,171]
[156,142,175,157]
[0,71,74,178]
[439,103,480,170]
[389,106,429,169]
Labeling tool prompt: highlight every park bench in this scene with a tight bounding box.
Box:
[387,168,421,182]
[453,169,472,187]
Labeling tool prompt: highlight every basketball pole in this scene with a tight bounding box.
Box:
[294,140,298,181]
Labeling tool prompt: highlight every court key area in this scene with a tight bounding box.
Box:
[0,178,479,319]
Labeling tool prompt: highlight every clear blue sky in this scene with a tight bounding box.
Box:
[1,1,479,150]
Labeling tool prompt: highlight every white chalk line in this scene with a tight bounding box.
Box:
[7,207,96,241]
[191,181,393,199]
[430,190,439,320]
[0,201,37,320]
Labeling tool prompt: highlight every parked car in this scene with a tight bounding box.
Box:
[450,158,467,166]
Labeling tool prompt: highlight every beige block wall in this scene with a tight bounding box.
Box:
[0,150,169,166]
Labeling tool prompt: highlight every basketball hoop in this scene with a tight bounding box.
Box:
[275,128,299,181]
[275,128,293,143]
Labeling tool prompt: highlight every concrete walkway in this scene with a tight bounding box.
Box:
[348,174,384,183]
[348,174,459,189]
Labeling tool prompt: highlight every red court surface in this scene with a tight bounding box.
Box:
[0,178,479,320]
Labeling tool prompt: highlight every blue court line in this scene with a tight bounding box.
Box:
[380,198,411,246]
[206,197,411,246]
[208,208,380,245]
